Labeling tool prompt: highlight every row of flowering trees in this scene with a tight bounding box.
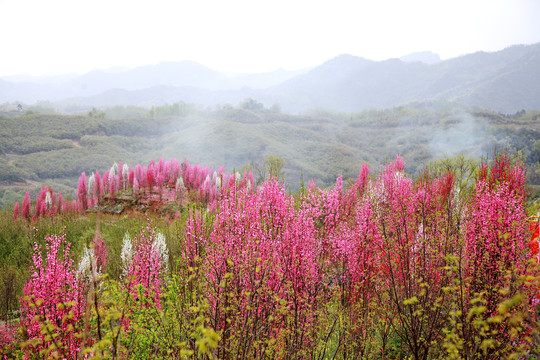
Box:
[12,186,79,222]
[4,154,539,359]
[12,158,254,222]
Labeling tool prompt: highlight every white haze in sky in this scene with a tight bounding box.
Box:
[1,0,540,76]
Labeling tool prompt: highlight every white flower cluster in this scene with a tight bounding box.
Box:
[203,175,211,190]
[87,173,95,198]
[110,162,119,178]
[120,232,133,279]
[212,171,221,189]
[44,191,52,210]
[175,177,185,192]
[122,164,129,183]
[369,181,385,212]
[77,246,100,281]
[120,231,169,279]
[152,232,169,274]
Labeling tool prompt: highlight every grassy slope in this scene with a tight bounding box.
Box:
[0,102,539,208]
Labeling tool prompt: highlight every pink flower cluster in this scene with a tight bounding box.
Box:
[20,232,86,358]
[13,187,80,222]
[0,321,18,353]
[465,155,528,313]
[183,154,532,357]
[124,224,165,311]
[94,158,254,208]
[183,178,321,356]
[13,157,255,222]
[15,153,534,358]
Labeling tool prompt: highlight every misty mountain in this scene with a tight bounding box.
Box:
[267,43,540,113]
[1,43,540,113]
[0,79,50,104]
[265,56,425,112]
[68,61,231,92]
[0,62,306,104]
[229,68,311,89]
[57,85,255,108]
[32,61,233,101]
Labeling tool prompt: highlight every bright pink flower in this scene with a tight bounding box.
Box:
[129,168,135,186]
[172,159,181,184]
[464,156,528,314]
[35,196,43,219]
[78,172,88,211]
[147,164,155,190]
[93,234,108,273]
[158,157,165,176]
[194,179,322,354]
[20,232,85,358]
[57,191,63,214]
[13,202,19,220]
[22,191,31,220]
[94,170,102,201]
[0,321,18,353]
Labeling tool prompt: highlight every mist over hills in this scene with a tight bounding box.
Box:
[2,43,540,113]
[2,101,540,209]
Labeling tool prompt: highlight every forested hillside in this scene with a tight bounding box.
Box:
[1,101,539,208]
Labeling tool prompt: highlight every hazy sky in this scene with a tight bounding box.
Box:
[1,0,540,77]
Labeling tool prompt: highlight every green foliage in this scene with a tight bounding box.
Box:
[26,102,58,115]
[104,105,149,119]
[439,253,540,360]
[2,136,74,154]
[0,159,29,182]
[149,102,194,119]
[423,154,479,198]
[239,98,265,112]
[265,154,285,179]
[88,107,106,119]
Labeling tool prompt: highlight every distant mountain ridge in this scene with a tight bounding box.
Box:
[1,43,540,113]
[266,43,540,113]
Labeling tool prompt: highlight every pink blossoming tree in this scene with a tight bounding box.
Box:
[20,232,86,358]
